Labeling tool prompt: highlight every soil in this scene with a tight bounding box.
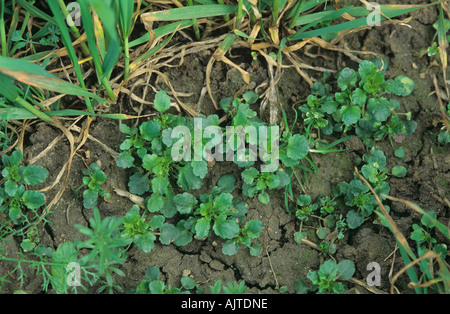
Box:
[1,3,449,294]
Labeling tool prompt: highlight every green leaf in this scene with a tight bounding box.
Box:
[90,170,107,186]
[245,220,263,238]
[368,149,386,169]
[147,193,165,212]
[173,224,193,247]
[213,215,239,239]
[83,189,98,209]
[394,147,405,159]
[128,172,150,195]
[22,190,45,209]
[391,166,407,178]
[20,239,35,252]
[8,150,23,167]
[243,91,259,104]
[358,60,378,80]
[0,56,106,104]
[140,121,161,141]
[213,194,233,213]
[142,4,238,22]
[367,97,391,122]
[346,210,364,229]
[177,164,203,190]
[388,76,415,96]
[9,206,22,222]
[51,242,78,294]
[337,260,355,280]
[181,276,196,290]
[145,266,160,281]
[241,167,259,185]
[174,192,197,214]
[361,164,378,183]
[257,191,270,205]
[160,223,180,245]
[216,174,236,193]
[421,211,437,228]
[151,176,168,195]
[297,194,311,206]
[295,279,309,294]
[321,100,338,114]
[22,165,48,186]
[192,160,208,179]
[149,215,165,230]
[4,180,18,197]
[287,134,309,160]
[317,227,329,240]
[135,233,156,253]
[116,151,135,168]
[337,68,357,90]
[149,280,165,294]
[351,88,367,107]
[249,243,261,256]
[195,217,210,238]
[294,231,307,244]
[142,154,159,172]
[222,240,239,256]
[154,90,171,113]
[340,105,361,126]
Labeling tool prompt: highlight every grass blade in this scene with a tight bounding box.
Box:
[0,72,53,122]
[47,0,94,111]
[129,20,193,48]
[78,0,116,100]
[0,56,106,103]
[16,0,57,25]
[289,3,432,41]
[0,0,7,57]
[141,4,237,22]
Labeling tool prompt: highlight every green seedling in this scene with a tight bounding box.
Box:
[298,60,417,147]
[11,24,61,49]
[0,114,11,150]
[305,259,355,294]
[426,42,440,57]
[134,266,199,294]
[338,149,390,229]
[72,163,110,209]
[222,219,264,256]
[75,208,132,293]
[0,239,79,293]
[0,150,48,224]
[210,280,249,294]
[191,191,240,240]
[295,194,317,222]
[294,194,347,256]
[120,205,165,253]
[117,91,209,214]
[241,167,290,205]
[410,211,447,259]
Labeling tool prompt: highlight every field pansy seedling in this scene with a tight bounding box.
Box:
[306,259,355,294]
[0,150,48,224]
[338,149,390,229]
[298,60,417,147]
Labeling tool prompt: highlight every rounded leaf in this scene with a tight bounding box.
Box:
[22,190,45,210]
[22,165,48,185]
